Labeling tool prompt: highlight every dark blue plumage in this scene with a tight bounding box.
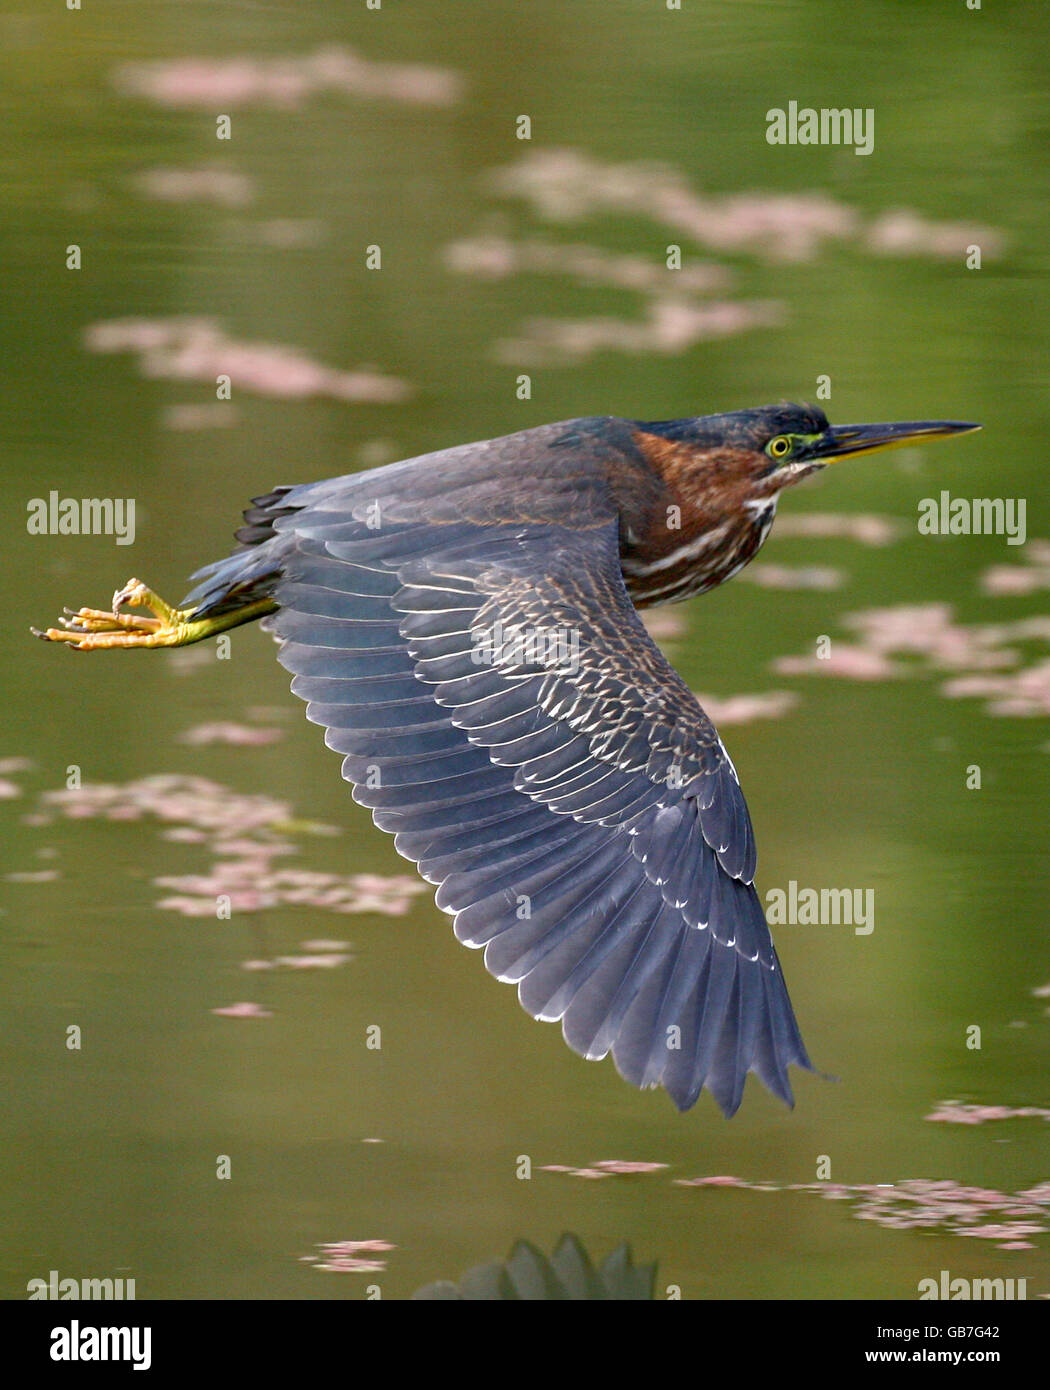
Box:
[179,417,820,1113]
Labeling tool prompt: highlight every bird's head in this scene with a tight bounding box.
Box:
[720,402,978,497]
[636,403,981,513]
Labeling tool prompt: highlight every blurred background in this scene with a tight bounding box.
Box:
[2,0,1048,1299]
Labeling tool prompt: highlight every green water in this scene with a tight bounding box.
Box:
[2,0,1047,1300]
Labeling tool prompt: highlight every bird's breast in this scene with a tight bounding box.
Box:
[620,503,776,607]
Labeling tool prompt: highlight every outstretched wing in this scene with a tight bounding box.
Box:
[251,485,811,1115]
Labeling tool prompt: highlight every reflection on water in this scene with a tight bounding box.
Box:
[467,149,1002,362]
[84,318,411,405]
[3,0,1049,1301]
[413,1234,656,1301]
[675,1175,1050,1253]
[774,602,1050,716]
[111,46,464,111]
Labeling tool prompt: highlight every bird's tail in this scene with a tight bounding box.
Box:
[179,486,301,620]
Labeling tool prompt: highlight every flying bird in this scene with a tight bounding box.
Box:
[35,405,979,1114]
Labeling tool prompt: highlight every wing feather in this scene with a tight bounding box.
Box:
[259,506,811,1113]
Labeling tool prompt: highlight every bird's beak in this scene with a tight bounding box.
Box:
[813,419,981,463]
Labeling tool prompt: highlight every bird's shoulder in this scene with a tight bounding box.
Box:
[279,416,670,531]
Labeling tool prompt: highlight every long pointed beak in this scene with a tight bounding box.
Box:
[814,420,981,462]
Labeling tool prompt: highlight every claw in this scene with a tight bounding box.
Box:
[113,580,144,611]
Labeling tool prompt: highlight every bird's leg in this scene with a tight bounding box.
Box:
[32,578,276,651]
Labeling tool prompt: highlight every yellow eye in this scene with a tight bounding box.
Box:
[768,435,792,459]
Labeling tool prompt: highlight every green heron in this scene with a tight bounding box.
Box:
[35,404,979,1115]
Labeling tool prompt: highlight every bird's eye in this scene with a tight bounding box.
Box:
[767,435,793,460]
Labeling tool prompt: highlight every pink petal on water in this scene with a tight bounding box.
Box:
[866,208,1004,260]
[319,1239,397,1254]
[641,609,687,642]
[179,722,284,746]
[591,1160,669,1174]
[84,316,411,405]
[675,1175,744,1187]
[773,513,902,546]
[773,646,900,680]
[693,690,798,724]
[211,1002,273,1018]
[158,895,222,917]
[274,954,352,969]
[134,165,254,207]
[314,1259,386,1274]
[739,564,843,591]
[112,46,463,110]
[982,567,1046,596]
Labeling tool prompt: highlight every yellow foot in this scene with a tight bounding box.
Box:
[33,578,201,650]
[33,578,277,651]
